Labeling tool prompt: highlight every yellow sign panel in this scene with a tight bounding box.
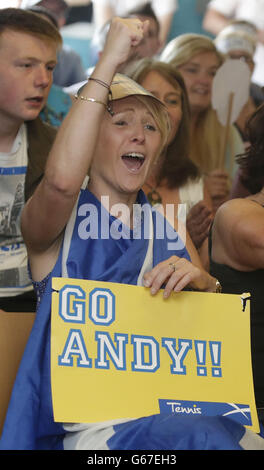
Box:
[51,278,259,432]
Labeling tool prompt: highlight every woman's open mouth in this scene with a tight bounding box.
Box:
[121,152,145,172]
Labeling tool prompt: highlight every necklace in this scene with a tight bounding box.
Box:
[250,188,264,207]
[145,182,162,206]
[258,188,264,205]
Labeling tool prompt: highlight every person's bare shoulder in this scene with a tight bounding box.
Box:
[212,198,264,270]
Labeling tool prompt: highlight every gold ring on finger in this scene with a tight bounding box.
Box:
[169,262,177,272]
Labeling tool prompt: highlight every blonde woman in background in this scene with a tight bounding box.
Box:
[214,22,261,143]
[160,33,245,213]
[126,58,213,269]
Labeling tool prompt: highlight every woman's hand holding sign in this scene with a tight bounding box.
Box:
[143,255,219,298]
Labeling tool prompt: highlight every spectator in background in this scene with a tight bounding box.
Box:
[160,33,245,213]
[214,22,263,143]
[203,0,264,87]
[127,58,213,269]
[32,0,87,87]
[26,4,73,126]
[215,21,264,104]
[210,103,264,427]
[92,0,178,49]
[65,4,162,95]
[123,3,161,58]
[214,20,264,200]
[0,8,61,312]
[90,3,161,70]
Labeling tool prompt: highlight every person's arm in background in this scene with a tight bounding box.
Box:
[204,2,264,47]
[156,11,174,48]
[203,7,231,35]
[93,0,115,30]
[203,0,240,36]
[151,0,178,48]
[211,198,264,271]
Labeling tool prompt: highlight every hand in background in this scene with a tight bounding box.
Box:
[205,169,230,213]
[187,201,213,249]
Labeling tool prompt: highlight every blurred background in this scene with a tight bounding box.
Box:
[1,1,212,72]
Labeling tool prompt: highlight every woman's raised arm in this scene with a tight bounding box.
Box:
[21,18,148,255]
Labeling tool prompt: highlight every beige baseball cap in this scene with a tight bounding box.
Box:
[110,73,159,101]
[77,73,164,109]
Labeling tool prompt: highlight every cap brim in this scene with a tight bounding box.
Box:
[77,73,163,106]
[110,73,159,101]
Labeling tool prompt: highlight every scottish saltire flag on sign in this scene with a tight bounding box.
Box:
[50,278,259,433]
[159,400,253,427]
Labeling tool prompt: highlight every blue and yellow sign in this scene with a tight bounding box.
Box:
[51,278,259,432]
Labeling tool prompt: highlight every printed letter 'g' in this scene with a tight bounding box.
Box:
[59,285,86,323]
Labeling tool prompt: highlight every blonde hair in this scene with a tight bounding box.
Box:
[190,108,228,173]
[160,34,238,175]
[160,33,223,70]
